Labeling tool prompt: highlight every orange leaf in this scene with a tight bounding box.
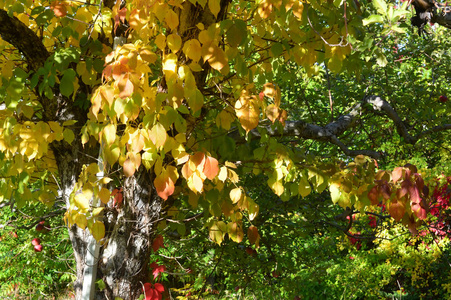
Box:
[123,158,135,177]
[154,172,175,200]
[191,152,206,172]
[117,75,134,99]
[388,200,405,222]
[203,156,219,180]
[51,1,67,17]
[247,225,260,247]
[392,167,403,184]
[181,161,193,179]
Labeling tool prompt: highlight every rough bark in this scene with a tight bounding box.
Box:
[98,170,163,299]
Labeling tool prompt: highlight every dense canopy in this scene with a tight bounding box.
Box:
[0,0,450,299]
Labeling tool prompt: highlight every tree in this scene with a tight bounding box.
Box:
[0,0,449,299]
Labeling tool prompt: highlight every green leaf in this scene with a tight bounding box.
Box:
[60,69,76,97]
[362,15,384,26]
[373,0,387,15]
[186,88,204,115]
[63,128,75,144]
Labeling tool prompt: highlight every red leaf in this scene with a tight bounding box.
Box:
[398,178,412,199]
[415,174,424,194]
[380,183,391,200]
[112,187,123,207]
[367,186,379,205]
[114,7,128,35]
[411,202,427,220]
[152,234,164,252]
[143,282,152,293]
[154,283,165,293]
[150,262,166,280]
[408,185,421,204]
[145,288,158,300]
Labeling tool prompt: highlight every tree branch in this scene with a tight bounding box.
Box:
[0,9,49,71]
[231,95,450,159]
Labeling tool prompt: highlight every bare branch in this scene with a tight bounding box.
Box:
[230,95,450,159]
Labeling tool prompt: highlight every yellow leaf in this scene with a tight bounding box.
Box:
[225,161,237,168]
[185,88,204,114]
[235,92,259,132]
[209,221,227,245]
[99,187,111,204]
[103,123,116,146]
[74,193,89,210]
[248,198,259,220]
[229,188,242,204]
[163,53,178,82]
[208,0,220,17]
[262,83,276,99]
[167,33,182,53]
[228,169,239,183]
[258,0,273,19]
[218,166,228,182]
[183,39,202,62]
[155,34,167,51]
[74,213,87,230]
[291,0,304,19]
[266,104,279,123]
[139,48,158,64]
[166,165,179,183]
[123,158,136,177]
[298,176,311,198]
[165,9,179,30]
[91,221,105,241]
[188,172,204,193]
[202,43,228,72]
[149,123,167,149]
[227,222,244,243]
[268,176,284,196]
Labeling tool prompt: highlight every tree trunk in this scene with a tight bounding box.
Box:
[56,139,163,299]
[97,170,162,299]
